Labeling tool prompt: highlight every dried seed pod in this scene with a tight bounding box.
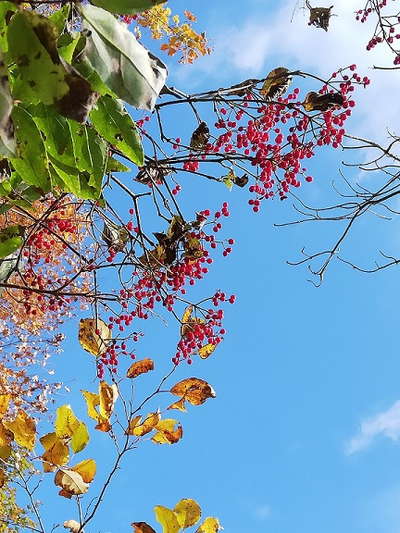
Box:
[190,121,210,150]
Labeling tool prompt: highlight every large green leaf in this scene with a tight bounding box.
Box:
[90,0,166,15]
[7,11,69,105]
[31,104,74,164]
[79,4,167,110]
[11,106,51,192]
[90,95,143,165]
[48,4,71,35]
[0,51,15,157]
[0,225,24,259]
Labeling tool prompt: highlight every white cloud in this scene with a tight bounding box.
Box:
[176,0,400,141]
[346,400,400,454]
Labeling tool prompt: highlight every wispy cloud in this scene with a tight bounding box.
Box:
[346,400,400,454]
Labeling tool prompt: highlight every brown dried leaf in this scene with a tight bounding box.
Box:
[130,412,161,437]
[167,398,187,413]
[40,432,69,473]
[126,358,154,379]
[63,520,81,533]
[54,469,89,498]
[131,523,157,533]
[99,381,118,419]
[170,378,216,406]
[260,67,292,100]
[303,91,344,112]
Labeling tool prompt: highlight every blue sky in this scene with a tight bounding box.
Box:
[28,1,400,532]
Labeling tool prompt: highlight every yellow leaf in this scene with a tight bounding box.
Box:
[154,505,180,533]
[78,318,111,356]
[131,523,157,533]
[40,432,69,473]
[126,358,155,379]
[55,405,80,438]
[152,419,182,445]
[125,415,142,435]
[195,517,223,533]
[99,381,118,419]
[0,445,11,459]
[174,498,201,528]
[54,469,89,498]
[170,378,216,406]
[131,412,161,437]
[198,343,217,360]
[71,459,96,483]
[181,305,193,325]
[167,398,187,413]
[0,395,10,418]
[4,410,36,450]
[81,390,100,421]
[71,421,89,453]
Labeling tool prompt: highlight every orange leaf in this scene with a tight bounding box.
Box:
[152,419,182,444]
[167,398,187,412]
[170,378,216,406]
[129,412,161,437]
[126,358,154,379]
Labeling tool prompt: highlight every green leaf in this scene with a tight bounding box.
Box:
[79,4,167,110]
[57,33,80,64]
[31,104,74,164]
[90,95,144,165]
[0,1,17,52]
[11,106,51,191]
[68,120,107,196]
[0,225,24,259]
[106,156,130,173]
[71,422,90,454]
[0,52,16,157]
[7,11,69,105]
[90,0,166,15]
[0,249,19,284]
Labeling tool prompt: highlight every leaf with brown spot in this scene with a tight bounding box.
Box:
[170,378,216,406]
[54,469,89,498]
[3,410,36,450]
[71,458,96,483]
[78,318,111,356]
[131,523,156,533]
[198,343,217,360]
[126,358,154,379]
[174,498,201,529]
[167,398,187,413]
[125,415,142,435]
[151,419,182,445]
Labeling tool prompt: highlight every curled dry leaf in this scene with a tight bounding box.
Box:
[303,91,344,112]
[190,121,209,150]
[63,520,81,533]
[170,378,216,406]
[99,381,118,419]
[78,318,111,356]
[195,517,223,533]
[126,358,154,379]
[127,412,161,437]
[54,468,89,498]
[131,523,156,533]
[198,343,217,360]
[174,498,201,529]
[260,67,292,101]
[0,469,6,488]
[152,419,183,445]
[3,409,36,450]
